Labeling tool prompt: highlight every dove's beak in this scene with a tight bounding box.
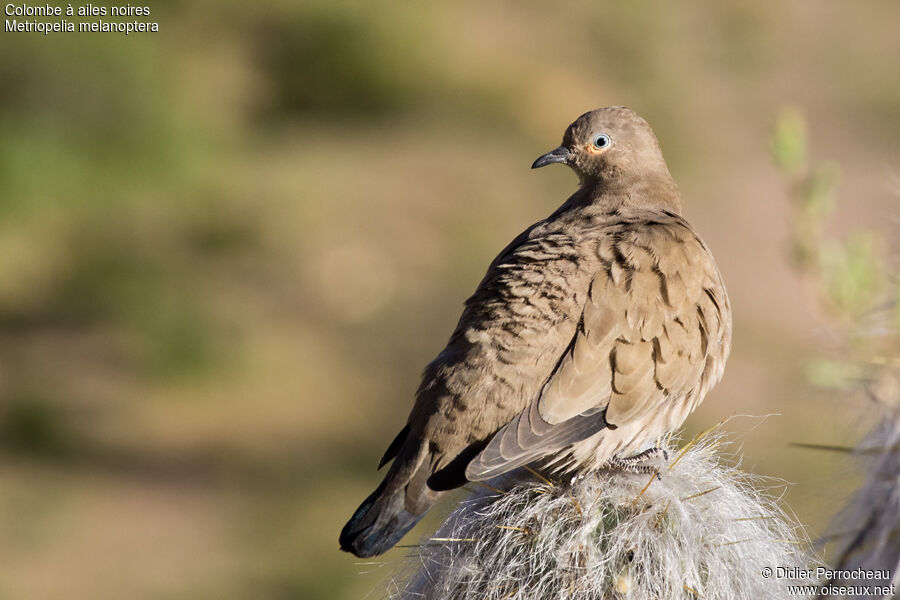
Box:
[531,146,572,169]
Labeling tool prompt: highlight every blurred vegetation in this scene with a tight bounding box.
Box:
[772,106,900,580]
[0,2,897,599]
[771,107,898,393]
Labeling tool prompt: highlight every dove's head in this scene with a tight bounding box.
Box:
[532,107,673,191]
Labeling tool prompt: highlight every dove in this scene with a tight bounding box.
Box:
[339,106,732,558]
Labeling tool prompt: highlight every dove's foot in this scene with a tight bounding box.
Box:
[608,447,669,477]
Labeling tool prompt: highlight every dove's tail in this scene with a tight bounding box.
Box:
[339,438,440,558]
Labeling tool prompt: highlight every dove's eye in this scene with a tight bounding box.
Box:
[592,134,611,149]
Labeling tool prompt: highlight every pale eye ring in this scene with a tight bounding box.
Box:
[593,134,611,149]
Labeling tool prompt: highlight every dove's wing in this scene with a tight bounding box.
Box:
[465,215,730,480]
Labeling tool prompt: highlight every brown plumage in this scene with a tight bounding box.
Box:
[339,106,732,558]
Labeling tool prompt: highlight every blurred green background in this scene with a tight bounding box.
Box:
[0,1,898,598]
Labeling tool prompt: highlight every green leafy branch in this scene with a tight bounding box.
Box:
[770,107,898,398]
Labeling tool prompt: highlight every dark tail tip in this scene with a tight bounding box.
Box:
[339,485,423,558]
